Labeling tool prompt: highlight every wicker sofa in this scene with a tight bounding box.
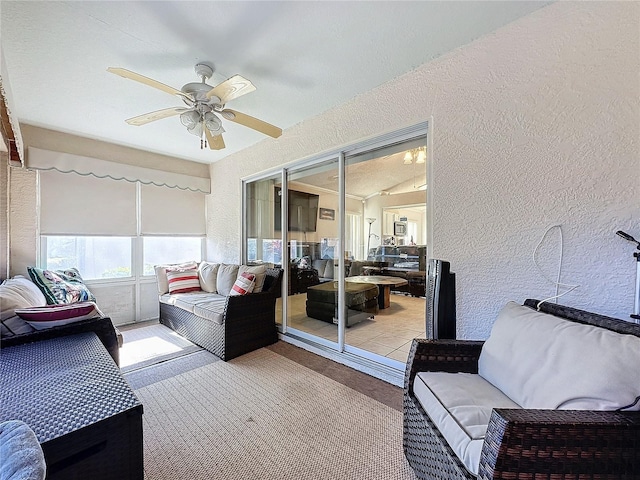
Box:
[403,299,640,480]
[158,265,282,361]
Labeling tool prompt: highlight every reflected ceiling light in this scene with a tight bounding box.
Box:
[403,147,427,165]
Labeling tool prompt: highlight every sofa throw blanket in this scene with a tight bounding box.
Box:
[0,420,46,480]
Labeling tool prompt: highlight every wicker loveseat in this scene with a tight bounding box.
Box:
[158,265,282,361]
[403,299,640,480]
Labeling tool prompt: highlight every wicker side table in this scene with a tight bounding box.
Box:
[0,332,143,480]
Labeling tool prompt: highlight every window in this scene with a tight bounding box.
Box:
[247,238,258,262]
[142,237,204,276]
[42,236,133,280]
[38,168,207,325]
[406,221,418,245]
[345,213,362,260]
[262,239,282,264]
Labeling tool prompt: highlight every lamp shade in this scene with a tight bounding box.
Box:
[204,112,224,134]
[180,110,200,129]
[187,122,203,137]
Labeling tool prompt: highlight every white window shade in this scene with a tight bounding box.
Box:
[40,170,137,235]
[140,183,205,235]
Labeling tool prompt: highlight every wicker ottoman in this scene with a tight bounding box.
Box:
[306,281,379,326]
[1,333,143,480]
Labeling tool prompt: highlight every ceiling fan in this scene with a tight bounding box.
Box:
[107,63,282,150]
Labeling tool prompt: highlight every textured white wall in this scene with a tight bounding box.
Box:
[8,166,37,277]
[208,2,640,338]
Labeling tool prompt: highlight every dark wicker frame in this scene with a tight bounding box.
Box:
[160,268,282,361]
[403,299,640,480]
[1,315,120,365]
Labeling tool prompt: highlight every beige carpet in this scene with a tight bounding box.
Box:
[133,348,417,480]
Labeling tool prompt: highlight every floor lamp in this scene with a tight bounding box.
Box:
[616,230,640,323]
[366,218,376,259]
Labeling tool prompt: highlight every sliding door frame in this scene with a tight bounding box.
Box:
[242,121,431,381]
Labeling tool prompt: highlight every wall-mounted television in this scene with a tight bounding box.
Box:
[274,187,319,232]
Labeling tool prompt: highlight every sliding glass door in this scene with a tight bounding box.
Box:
[343,139,427,364]
[284,158,340,345]
[243,123,428,369]
[244,172,283,325]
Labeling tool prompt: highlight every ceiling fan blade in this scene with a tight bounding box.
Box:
[205,127,225,150]
[220,109,282,138]
[107,67,193,102]
[206,75,256,103]
[125,107,190,126]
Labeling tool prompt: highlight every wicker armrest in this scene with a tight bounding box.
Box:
[404,339,484,390]
[225,290,277,318]
[479,408,640,479]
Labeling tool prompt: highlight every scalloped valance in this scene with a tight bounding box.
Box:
[27,147,211,194]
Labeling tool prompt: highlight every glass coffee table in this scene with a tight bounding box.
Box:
[345,275,409,309]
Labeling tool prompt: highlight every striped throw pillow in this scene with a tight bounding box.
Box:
[167,269,201,294]
[229,272,256,296]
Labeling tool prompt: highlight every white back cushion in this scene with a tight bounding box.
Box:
[478,302,640,410]
[1,276,47,320]
[216,264,239,296]
[198,262,220,293]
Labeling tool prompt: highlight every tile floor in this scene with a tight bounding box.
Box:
[277,291,426,363]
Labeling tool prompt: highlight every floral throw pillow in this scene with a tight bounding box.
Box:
[27,267,96,305]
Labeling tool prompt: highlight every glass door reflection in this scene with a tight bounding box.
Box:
[344,139,428,364]
[284,159,340,345]
[244,173,283,326]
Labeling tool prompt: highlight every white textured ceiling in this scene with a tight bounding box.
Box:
[1,1,547,164]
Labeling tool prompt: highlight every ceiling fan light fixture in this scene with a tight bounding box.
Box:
[204,112,224,134]
[187,122,203,137]
[180,110,200,129]
[416,149,426,164]
[109,62,282,150]
[403,152,413,164]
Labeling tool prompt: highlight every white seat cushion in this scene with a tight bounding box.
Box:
[478,302,640,410]
[192,298,227,325]
[413,372,521,476]
[160,292,227,324]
